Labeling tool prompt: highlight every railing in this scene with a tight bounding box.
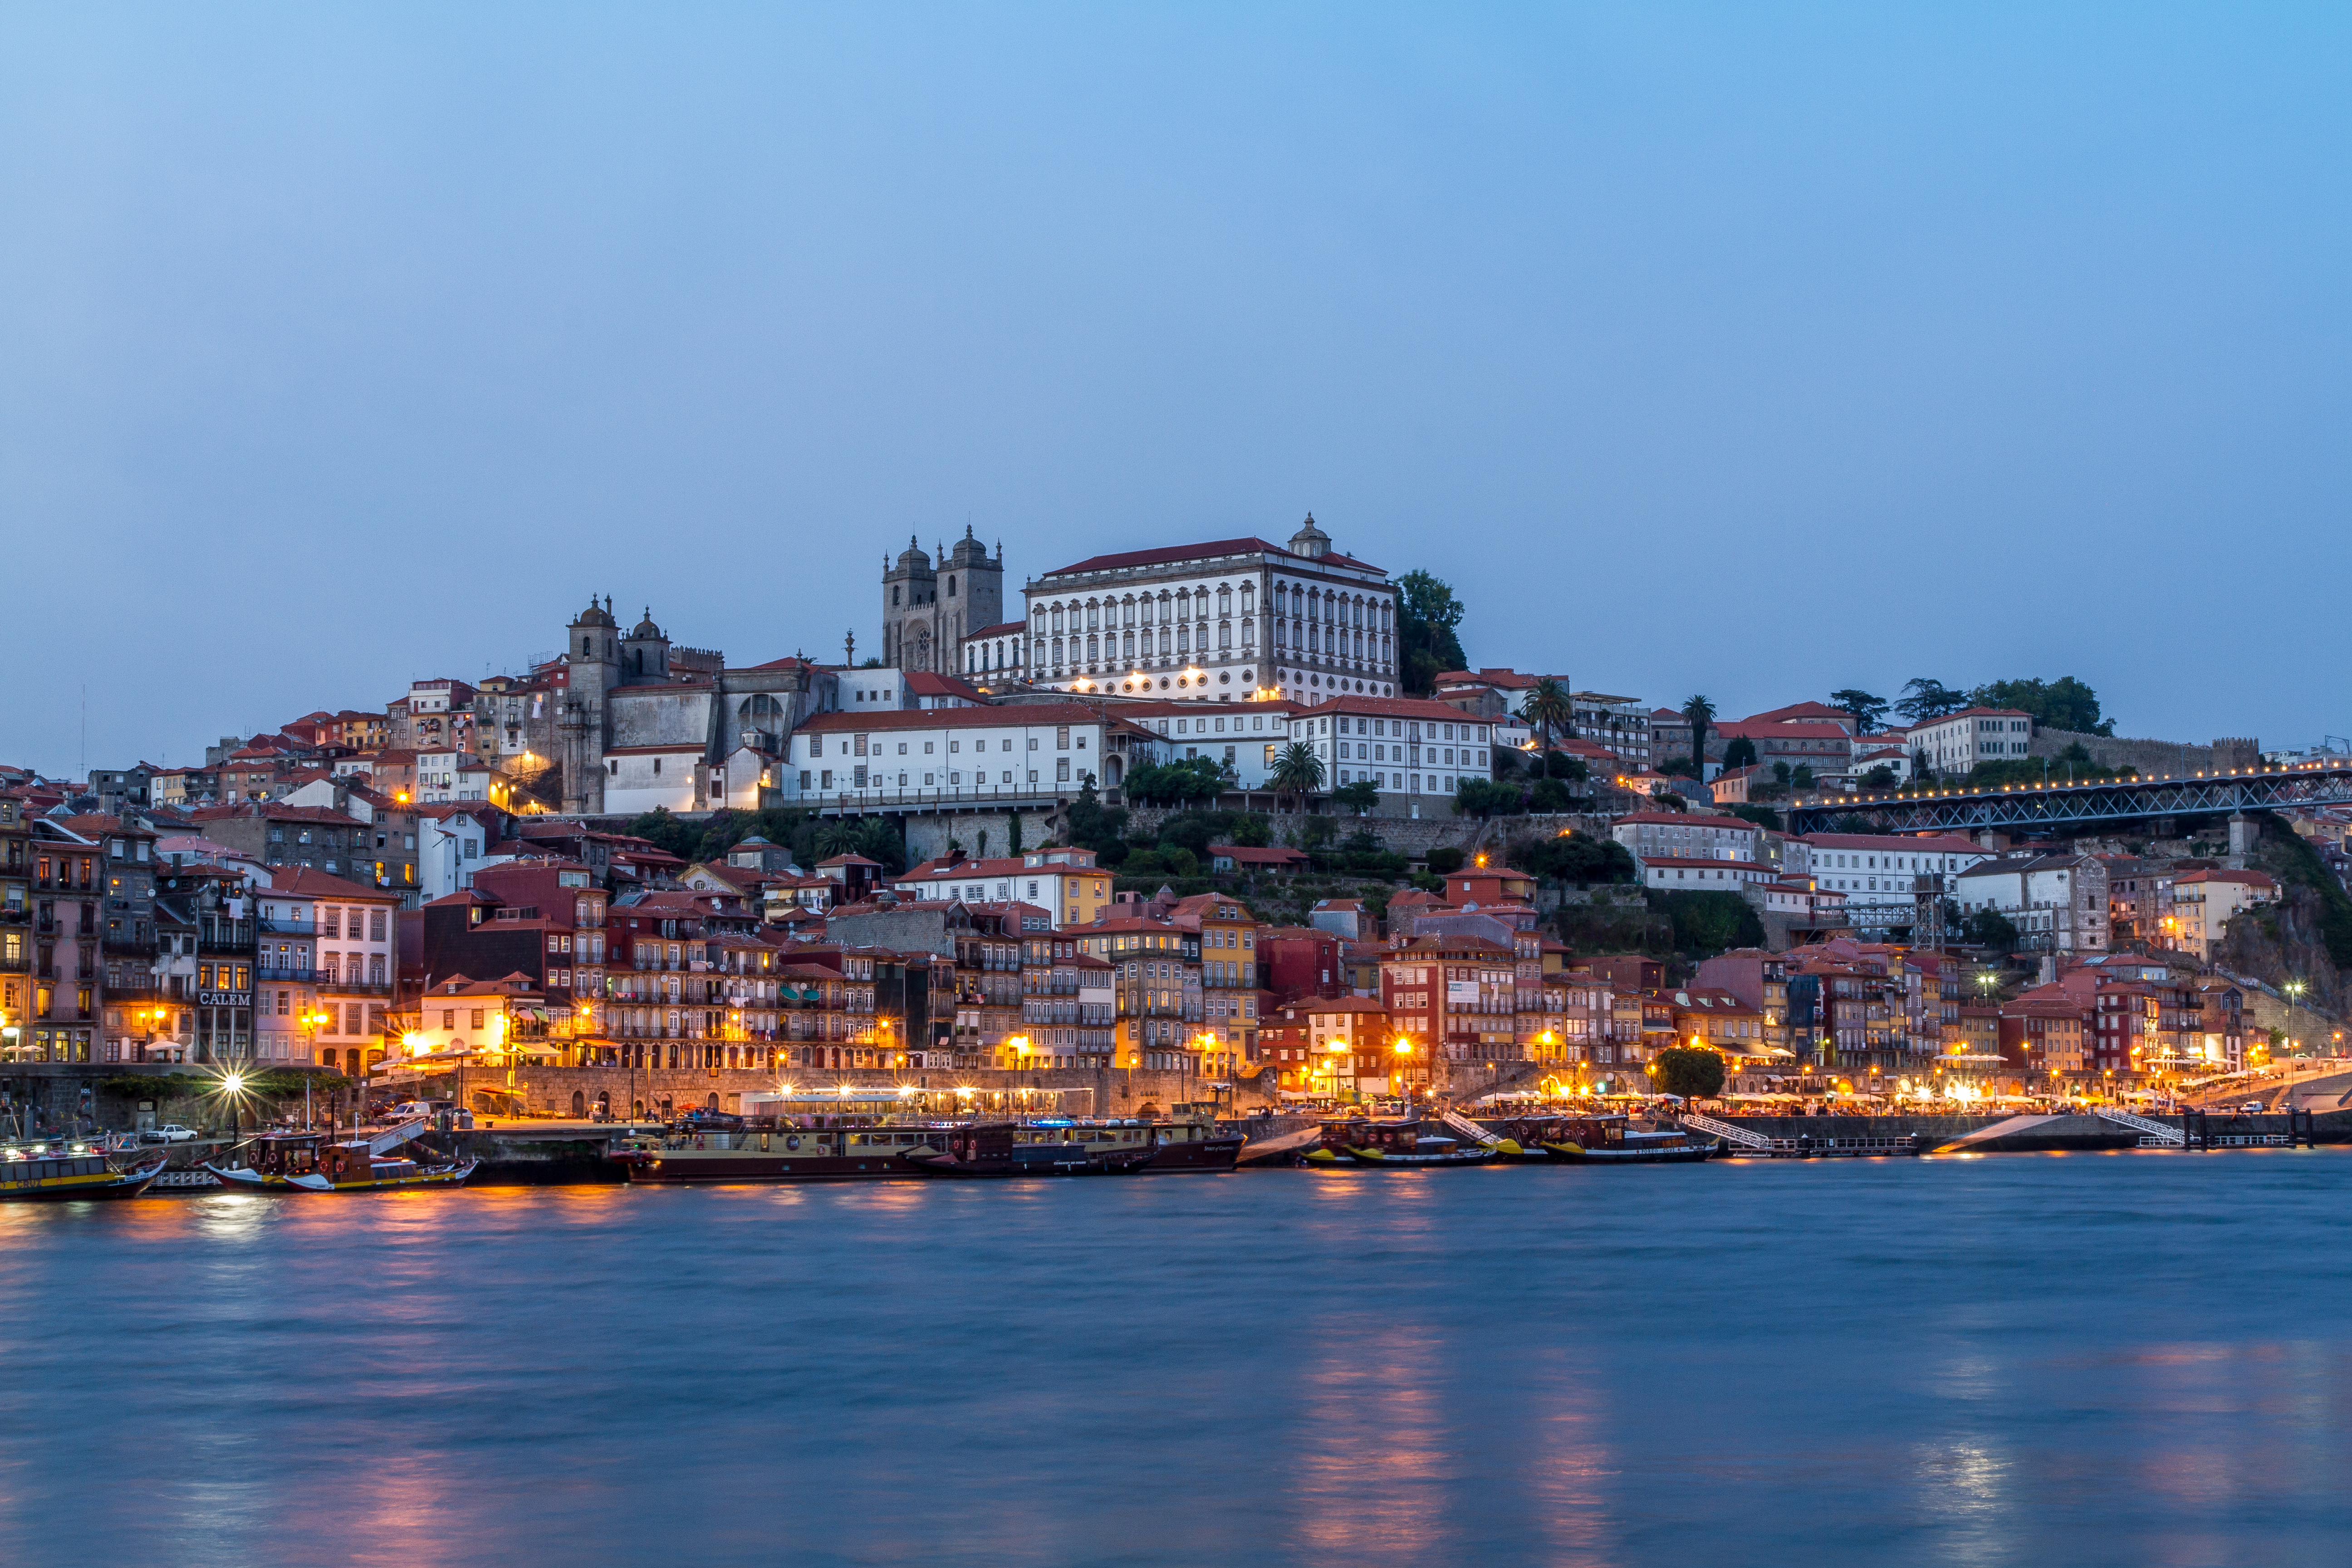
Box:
[256,967,321,984]
[1678,1112,1775,1150]
[2094,1108,2184,1146]
[256,918,317,935]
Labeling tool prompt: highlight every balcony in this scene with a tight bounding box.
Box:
[257,917,317,935]
[256,966,321,985]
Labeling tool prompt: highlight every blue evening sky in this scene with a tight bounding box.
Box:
[3,4,2345,772]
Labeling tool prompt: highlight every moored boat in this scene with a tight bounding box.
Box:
[1305,1119,1495,1168]
[1541,1120,1717,1165]
[609,1123,948,1183]
[207,1122,476,1193]
[0,1144,169,1202]
[904,1122,1157,1177]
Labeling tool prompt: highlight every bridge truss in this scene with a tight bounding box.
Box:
[1784,762,2352,837]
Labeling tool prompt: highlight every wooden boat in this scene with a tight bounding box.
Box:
[905,1122,1158,1177]
[608,1123,949,1183]
[0,1145,169,1202]
[1037,1117,1243,1172]
[1305,1119,1495,1168]
[207,1122,476,1193]
[1542,1122,1718,1165]
[1235,1121,1325,1167]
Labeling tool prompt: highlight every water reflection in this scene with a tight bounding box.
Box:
[1294,1323,1453,1561]
[1,1153,2350,1564]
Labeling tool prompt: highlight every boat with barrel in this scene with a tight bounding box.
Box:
[609,1112,1237,1183]
[1539,1115,1715,1165]
[1304,1118,1498,1168]
[0,1142,170,1202]
[904,1122,1158,1177]
[207,1118,477,1193]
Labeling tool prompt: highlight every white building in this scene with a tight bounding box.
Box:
[779,703,1160,808]
[1789,832,1990,925]
[1612,811,1764,865]
[1119,699,1303,790]
[1912,707,2035,776]
[1637,858,1778,893]
[893,847,1114,930]
[1956,853,2110,954]
[1021,518,1399,707]
[415,806,498,899]
[1297,695,1497,810]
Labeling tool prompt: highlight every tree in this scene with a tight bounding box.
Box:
[1969,676,2112,735]
[1522,832,1633,886]
[1829,689,1890,732]
[1651,1045,1726,1101]
[1655,754,1696,779]
[1395,570,1468,696]
[1269,741,1324,812]
[1681,695,1716,772]
[1524,677,1574,749]
[1963,907,2021,952]
[1859,764,1898,790]
[1728,803,1783,831]
[1790,764,1813,789]
[1897,678,1969,723]
[1230,813,1272,848]
[1427,847,1466,874]
[1333,779,1382,815]
[1722,736,1758,770]
[1544,752,1588,782]
[1528,776,1575,813]
[1455,779,1522,818]
[1911,748,1933,783]
[1771,761,1791,784]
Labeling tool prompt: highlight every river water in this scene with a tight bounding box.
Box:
[5,1149,2350,1566]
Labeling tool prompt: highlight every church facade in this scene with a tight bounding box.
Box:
[880,529,1004,673]
[553,598,837,818]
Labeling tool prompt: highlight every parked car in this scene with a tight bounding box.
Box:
[2239,1100,2269,1114]
[139,1124,199,1144]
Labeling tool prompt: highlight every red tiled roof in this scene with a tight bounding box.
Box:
[1294,694,1498,724]
[268,865,393,900]
[1043,537,1301,577]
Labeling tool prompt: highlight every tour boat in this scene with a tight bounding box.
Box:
[207,1126,477,1193]
[608,1123,949,1183]
[1541,1122,1717,1165]
[904,1122,1158,1177]
[1039,1117,1245,1173]
[1306,1119,1495,1168]
[0,1144,169,1202]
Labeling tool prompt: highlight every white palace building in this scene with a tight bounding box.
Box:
[962,517,1400,706]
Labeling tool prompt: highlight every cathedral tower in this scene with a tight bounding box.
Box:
[943,525,1003,657]
[881,536,938,671]
[558,594,618,813]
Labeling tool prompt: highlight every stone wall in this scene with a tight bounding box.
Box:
[899,809,1059,863]
[1115,805,1608,863]
[2028,729,2261,777]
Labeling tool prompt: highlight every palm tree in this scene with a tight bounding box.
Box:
[1269,741,1324,814]
[1524,677,1573,751]
[1681,694,1716,777]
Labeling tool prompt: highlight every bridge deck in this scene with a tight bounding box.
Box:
[1784,760,2352,835]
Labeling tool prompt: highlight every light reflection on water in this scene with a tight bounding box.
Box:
[2,1151,2351,1565]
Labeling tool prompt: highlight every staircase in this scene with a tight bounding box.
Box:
[366,1117,428,1156]
[2094,1107,2185,1147]
[1676,1112,1774,1151]
[1439,1110,1504,1148]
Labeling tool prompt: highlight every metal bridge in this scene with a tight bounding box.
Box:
[1784,760,2352,837]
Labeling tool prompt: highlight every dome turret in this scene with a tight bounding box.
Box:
[573,594,617,630]
[1288,514,1331,559]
